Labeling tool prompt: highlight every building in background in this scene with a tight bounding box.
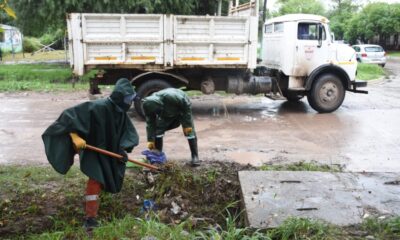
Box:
[370,34,399,51]
[0,24,23,53]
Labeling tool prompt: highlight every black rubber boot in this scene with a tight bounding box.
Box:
[84,217,99,230]
[188,138,200,166]
[155,137,163,152]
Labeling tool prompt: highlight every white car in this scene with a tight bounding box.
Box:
[352,44,386,67]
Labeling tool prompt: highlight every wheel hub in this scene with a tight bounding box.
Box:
[319,82,338,103]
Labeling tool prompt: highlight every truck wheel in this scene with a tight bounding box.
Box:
[134,79,172,118]
[283,91,304,102]
[307,74,345,113]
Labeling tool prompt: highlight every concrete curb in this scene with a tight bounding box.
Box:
[367,76,386,85]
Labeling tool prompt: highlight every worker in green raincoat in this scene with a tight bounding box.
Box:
[142,88,200,166]
[42,78,139,229]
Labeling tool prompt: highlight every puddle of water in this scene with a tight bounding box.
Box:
[242,116,258,122]
[226,151,270,166]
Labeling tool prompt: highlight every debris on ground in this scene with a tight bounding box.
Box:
[0,161,254,238]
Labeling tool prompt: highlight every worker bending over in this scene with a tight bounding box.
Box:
[142,88,200,166]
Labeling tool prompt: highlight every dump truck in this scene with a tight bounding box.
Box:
[67,0,367,117]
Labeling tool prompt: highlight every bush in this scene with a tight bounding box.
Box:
[39,28,64,49]
[23,37,41,53]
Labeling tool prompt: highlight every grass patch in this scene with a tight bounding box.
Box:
[2,50,67,62]
[259,161,342,172]
[358,217,400,239]
[0,64,96,92]
[356,63,385,81]
[268,217,343,240]
[387,51,400,57]
[185,90,203,97]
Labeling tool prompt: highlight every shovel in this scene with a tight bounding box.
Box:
[85,144,159,171]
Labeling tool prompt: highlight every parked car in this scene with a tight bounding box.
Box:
[352,44,386,67]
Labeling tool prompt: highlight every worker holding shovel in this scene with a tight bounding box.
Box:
[42,78,139,230]
[142,88,200,166]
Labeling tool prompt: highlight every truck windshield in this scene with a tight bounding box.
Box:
[298,23,326,40]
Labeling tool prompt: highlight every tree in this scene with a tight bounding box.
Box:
[9,0,230,37]
[0,0,16,34]
[274,0,325,16]
[0,0,15,19]
[345,3,400,45]
[328,0,359,40]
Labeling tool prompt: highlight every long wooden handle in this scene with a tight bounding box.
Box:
[85,144,159,171]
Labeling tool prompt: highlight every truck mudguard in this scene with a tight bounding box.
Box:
[305,64,352,91]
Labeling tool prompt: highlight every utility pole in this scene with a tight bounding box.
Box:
[263,0,268,23]
[217,0,222,16]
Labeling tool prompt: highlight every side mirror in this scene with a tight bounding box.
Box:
[331,32,335,43]
[317,24,323,48]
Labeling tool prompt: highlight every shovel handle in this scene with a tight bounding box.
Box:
[85,144,159,171]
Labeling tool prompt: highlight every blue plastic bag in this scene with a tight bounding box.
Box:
[143,199,156,212]
[141,150,167,165]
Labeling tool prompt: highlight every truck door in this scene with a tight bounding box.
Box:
[294,22,330,76]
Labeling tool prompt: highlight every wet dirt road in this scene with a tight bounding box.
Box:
[1,58,399,172]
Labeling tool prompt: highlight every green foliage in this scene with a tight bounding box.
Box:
[327,0,359,40]
[388,51,400,57]
[344,3,400,44]
[134,216,192,239]
[259,161,342,172]
[9,0,230,37]
[195,209,264,240]
[0,0,16,19]
[361,217,400,239]
[274,0,326,16]
[356,63,385,81]
[39,28,64,46]
[268,217,342,240]
[23,37,41,53]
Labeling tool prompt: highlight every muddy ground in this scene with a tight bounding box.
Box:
[0,162,256,238]
[0,58,400,172]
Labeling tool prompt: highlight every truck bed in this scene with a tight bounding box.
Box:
[67,13,258,76]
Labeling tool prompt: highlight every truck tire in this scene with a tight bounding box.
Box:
[134,79,172,118]
[307,74,345,113]
[283,91,304,102]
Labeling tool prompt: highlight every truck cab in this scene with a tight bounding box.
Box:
[261,14,366,113]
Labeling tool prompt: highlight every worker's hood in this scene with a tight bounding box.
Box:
[109,78,136,112]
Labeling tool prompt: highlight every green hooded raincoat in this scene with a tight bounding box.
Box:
[142,88,195,141]
[42,79,138,193]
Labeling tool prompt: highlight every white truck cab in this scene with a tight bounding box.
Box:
[260,14,366,112]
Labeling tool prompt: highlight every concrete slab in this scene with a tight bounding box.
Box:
[239,171,400,228]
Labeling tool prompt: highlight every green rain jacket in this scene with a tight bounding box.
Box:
[42,79,139,193]
[142,88,194,141]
